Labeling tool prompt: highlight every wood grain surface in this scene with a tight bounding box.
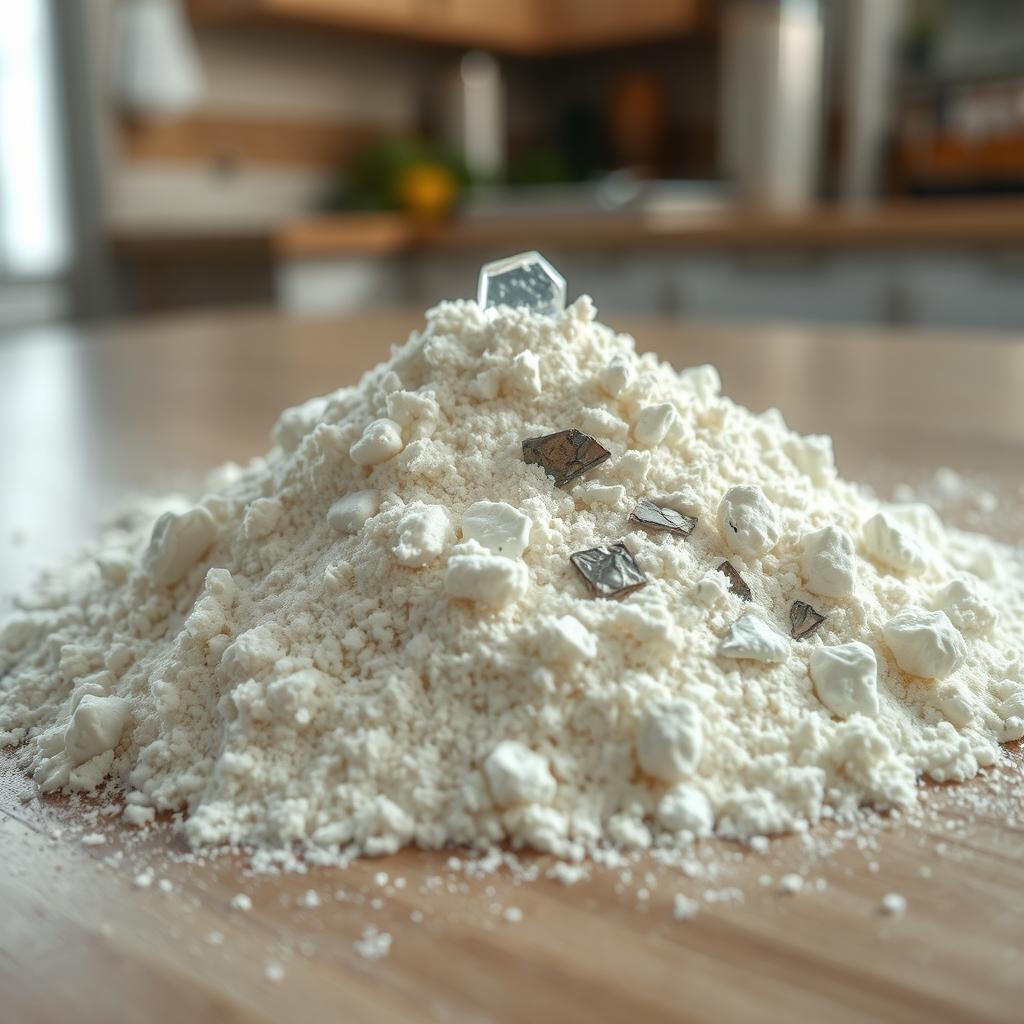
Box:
[2,309,1023,1023]
[272,201,1024,258]
[110,201,1024,262]
[120,111,388,168]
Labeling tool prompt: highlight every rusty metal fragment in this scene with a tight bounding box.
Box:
[570,542,647,599]
[628,498,697,538]
[522,429,610,487]
[717,560,752,602]
[790,600,827,640]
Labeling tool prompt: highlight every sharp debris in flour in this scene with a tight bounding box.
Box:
[628,498,698,538]
[789,600,827,640]
[569,541,648,598]
[1,288,1022,889]
[521,428,610,487]
[716,560,752,602]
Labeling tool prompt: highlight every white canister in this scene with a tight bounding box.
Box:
[719,0,824,209]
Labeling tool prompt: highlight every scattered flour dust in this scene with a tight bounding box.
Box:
[1,295,1023,872]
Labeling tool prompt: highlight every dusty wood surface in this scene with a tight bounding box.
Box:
[1,309,1023,1023]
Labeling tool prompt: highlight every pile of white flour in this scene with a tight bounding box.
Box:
[2,297,1022,860]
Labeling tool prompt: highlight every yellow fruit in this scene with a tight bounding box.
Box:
[396,162,457,220]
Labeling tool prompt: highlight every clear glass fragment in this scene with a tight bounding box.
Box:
[477,250,566,316]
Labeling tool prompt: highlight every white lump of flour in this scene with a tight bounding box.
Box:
[2,296,1023,859]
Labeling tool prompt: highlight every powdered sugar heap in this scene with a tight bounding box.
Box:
[1,293,1022,863]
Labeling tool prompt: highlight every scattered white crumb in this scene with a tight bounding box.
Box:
[704,887,745,905]
[410,910,423,924]
[778,873,804,895]
[133,870,154,889]
[502,906,523,923]
[265,962,285,983]
[547,862,589,886]
[673,894,699,920]
[373,871,389,887]
[81,833,106,847]
[881,893,907,916]
[229,893,253,912]
[157,879,173,894]
[123,804,155,827]
[354,926,392,960]
[297,889,321,909]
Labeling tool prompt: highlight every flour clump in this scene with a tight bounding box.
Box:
[2,288,1023,861]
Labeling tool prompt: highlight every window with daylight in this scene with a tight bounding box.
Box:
[0,0,69,324]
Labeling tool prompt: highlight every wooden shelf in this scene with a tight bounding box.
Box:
[270,201,1024,258]
[107,201,1024,265]
[119,112,384,168]
[897,133,1024,188]
[186,0,708,56]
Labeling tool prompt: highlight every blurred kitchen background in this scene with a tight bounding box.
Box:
[6,0,1024,330]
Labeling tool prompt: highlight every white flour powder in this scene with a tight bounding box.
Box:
[2,297,1023,861]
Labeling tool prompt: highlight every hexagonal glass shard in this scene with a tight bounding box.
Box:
[628,499,697,538]
[570,542,647,599]
[478,251,566,316]
[717,560,752,602]
[522,429,610,487]
[790,600,826,640]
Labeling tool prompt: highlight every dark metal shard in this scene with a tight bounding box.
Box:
[628,498,697,538]
[790,600,826,640]
[522,429,610,487]
[570,542,647,599]
[717,560,752,602]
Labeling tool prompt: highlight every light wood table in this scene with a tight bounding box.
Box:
[2,310,1023,1023]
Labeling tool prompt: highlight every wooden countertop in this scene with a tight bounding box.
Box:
[272,200,1024,258]
[2,309,1023,1022]
[108,200,1024,263]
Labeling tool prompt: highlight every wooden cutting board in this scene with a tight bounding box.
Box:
[2,311,1023,1023]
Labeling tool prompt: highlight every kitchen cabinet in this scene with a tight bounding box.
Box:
[549,0,706,50]
[186,0,706,55]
